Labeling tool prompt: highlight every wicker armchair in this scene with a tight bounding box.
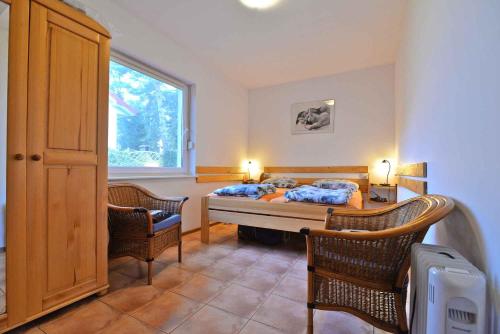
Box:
[108,183,188,284]
[300,195,454,334]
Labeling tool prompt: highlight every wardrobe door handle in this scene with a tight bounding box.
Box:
[31,154,42,161]
[14,153,25,161]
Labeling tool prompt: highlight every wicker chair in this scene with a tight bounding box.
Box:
[300,195,454,334]
[108,183,188,284]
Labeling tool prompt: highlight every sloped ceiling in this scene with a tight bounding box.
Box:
[118,0,406,88]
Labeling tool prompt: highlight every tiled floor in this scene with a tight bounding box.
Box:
[9,224,392,334]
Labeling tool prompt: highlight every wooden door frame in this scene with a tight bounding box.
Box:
[3,0,30,330]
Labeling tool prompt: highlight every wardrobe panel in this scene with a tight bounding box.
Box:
[46,167,97,293]
[47,25,98,152]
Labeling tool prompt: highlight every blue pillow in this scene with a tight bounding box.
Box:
[261,177,298,189]
[213,184,276,199]
[312,179,359,193]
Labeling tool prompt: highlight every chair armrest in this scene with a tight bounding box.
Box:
[108,204,153,235]
[140,194,189,214]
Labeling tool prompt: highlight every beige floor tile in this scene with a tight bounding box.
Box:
[107,270,137,293]
[209,226,237,244]
[32,296,97,326]
[270,247,302,261]
[200,245,234,261]
[152,266,194,290]
[272,276,307,302]
[235,268,282,293]
[100,284,162,313]
[217,237,250,250]
[39,301,121,334]
[210,234,234,244]
[172,254,215,273]
[209,283,267,318]
[210,226,235,237]
[222,249,263,266]
[155,247,181,265]
[239,320,284,334]
[239,243,273,255]
[115,259,167,280]
[182,240,209,255]
[131,291,202,333]
[250,256,290,275]
[171,274,226,303]
[314,310,373,334]
[97,314,158,334]
[253,294,308,334]
[109,256,134,270]
[11,235,378,334]
[287,260,308,281]
[171,305,246,334]
[211,224,237,234]
[182,232,200,241]
[199,260,248,282]
[262,253,297,264]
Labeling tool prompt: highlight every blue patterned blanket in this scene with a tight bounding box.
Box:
[213,184,276,199]
[284,185,352,205]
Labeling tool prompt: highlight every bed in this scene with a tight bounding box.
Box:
[200,166,369,243]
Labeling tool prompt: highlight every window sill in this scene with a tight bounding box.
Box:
[108,174,196,181]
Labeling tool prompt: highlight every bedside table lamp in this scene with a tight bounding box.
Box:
[381,159,391,186]
[247,160,253,181]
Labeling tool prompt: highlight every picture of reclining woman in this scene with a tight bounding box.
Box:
[291,99,335,134]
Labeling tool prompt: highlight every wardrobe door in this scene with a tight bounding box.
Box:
[3,0,30,328]
[26,1,109,314]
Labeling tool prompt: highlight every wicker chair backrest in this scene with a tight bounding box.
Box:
[319,195,452,286]
[108,185,141,207]
[383,199,429,227]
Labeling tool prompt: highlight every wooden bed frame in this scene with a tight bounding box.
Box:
[201,166,369,243]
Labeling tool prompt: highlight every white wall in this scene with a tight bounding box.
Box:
[248,65,395,183]
[0,7,9,248]
[79,0,249,232]
[395,0,500,331]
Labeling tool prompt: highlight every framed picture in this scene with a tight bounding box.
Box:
[291,99,335,134]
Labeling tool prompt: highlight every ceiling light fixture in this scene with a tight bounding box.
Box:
[240,0,280,10]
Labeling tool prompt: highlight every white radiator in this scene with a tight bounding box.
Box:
[410,244,486,334]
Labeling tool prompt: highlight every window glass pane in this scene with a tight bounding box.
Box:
[108,60,183,168]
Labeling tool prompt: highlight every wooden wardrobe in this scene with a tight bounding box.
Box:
[2,0,110,331]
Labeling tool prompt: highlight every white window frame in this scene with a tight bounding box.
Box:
[108,51,191,179]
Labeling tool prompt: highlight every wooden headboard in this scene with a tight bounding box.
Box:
[196,166,248,183]
[261,166,369,193]
[396,162,428,195]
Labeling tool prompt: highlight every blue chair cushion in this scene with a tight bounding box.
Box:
[152,213,181,232]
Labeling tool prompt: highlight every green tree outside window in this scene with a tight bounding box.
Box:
[108,61,183,168]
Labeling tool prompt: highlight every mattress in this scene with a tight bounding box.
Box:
[208,187,363,209]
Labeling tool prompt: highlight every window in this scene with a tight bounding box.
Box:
[108,54,190,177]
